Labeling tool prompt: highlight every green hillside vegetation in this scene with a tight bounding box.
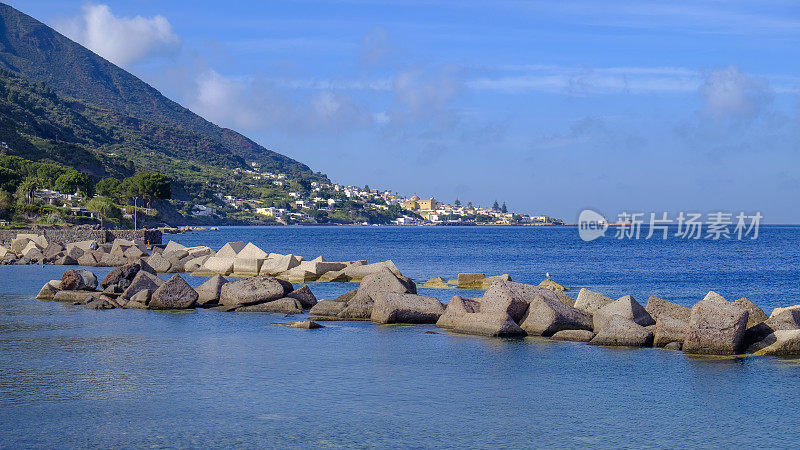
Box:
[0,3,314,176]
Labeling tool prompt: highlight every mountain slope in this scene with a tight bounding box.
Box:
[0,2,315,177]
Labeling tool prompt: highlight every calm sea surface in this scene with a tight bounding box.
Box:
[2,225,799,448]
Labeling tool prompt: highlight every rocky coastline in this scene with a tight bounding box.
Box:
[6,231,799,358]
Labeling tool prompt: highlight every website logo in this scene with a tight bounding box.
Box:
[578,209,609,241]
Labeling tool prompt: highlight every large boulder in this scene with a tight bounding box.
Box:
[309,300,348,318]
[574,288,614,315]
[100,260,156,290]
[592,295,655,332]
[743,305,800,348]
[343,260,402,281]
[286,285,317,309]
[53,290,98,304]
[195,256,234,276]
[436,295,481,329]
[36,280,62,300]
[371,292,445,324]
[149,275,198,309]
[219,276,288,308]
[43,242,65,262]
[183,255,211,273]
[232,258,265,277]
[236,298,303,314]
[278,267,318,283]
[216,241,248,259]
[163,241,187,254]
[519,294,592,336]
[259,254,302,275]
[589,316,654,347]
[335,268,416,320]
[732,297,768,329]
[297,258,347,276]
[146,252,172,273]
[76,252,99,267]
[645,296,691,322]
[236,243,269,260]
[683,291,749,355]
[60,269,98,290]
[653,315,689,348]
[747,330,800,356]
[479,280,561,323]
[122,270,164,300]
[195,275,227,306]
[353,268,416,301]
[449,313,526,337]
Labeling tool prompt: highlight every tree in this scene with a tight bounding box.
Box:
[501,202,508,213]
[96,177,121,199]
[86,196,111,228]
[36,165,65,189]
[467,202,473,208]
[492,200,500,211]
[54,170,92,196]
[16,176,39,204]
[0,190,12,218]
[120,172,171,208]
[454,198,461,206]
[364,184,370,192]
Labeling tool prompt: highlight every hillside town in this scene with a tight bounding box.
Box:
[210,166,563,226]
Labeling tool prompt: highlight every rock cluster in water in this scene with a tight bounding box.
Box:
[24,234,800,357]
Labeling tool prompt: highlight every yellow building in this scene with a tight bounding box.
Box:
[402,195,439,212]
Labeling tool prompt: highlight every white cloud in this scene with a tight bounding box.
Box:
[190,69,370,134]
[699,66,773,119]
[57,4,181,67]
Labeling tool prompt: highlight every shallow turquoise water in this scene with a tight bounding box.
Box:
[1,226,799,448]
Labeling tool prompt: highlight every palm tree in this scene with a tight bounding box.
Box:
[17,177,39,204]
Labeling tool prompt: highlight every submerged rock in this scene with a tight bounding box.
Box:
[274,320,324,329]
[538,279,569,291]
[551,329,595,342]
[236,298,303,314]
[423,277,451,288]
[683,291,749,356]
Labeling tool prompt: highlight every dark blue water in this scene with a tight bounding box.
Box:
[1,226,799,448]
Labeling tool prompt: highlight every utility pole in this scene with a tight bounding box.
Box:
[133,197,137,231]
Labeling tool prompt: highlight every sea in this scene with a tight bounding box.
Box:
[1,225,799,448]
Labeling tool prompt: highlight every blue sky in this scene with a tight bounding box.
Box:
[9,0,800,222]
